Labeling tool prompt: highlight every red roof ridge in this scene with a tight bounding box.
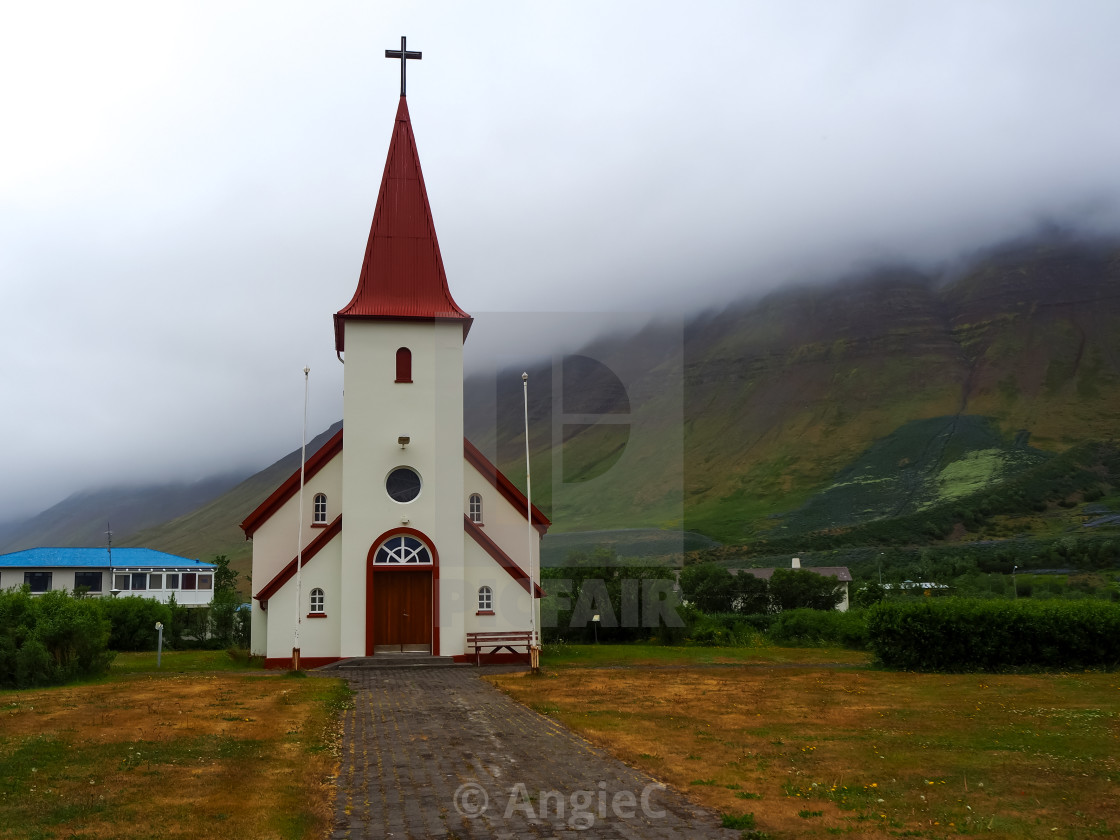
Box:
[334,96,471,353]
[240,428,344,538]
[254,515,343,605]
[464,515,544,598]
[463,437,551,535]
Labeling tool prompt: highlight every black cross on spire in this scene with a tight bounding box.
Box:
[385,36,422,96]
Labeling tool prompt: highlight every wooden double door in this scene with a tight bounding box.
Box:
[368,569,432,653]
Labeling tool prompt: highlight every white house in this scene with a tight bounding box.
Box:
[0,547,217,606]
[242,91,549,668]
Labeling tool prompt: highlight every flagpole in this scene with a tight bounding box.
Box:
[522,372,539,673]
[293,366,310,671]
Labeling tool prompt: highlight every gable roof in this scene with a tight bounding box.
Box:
[240,428,344,537]
[253,515,343,606]
[240,430,551,538]
[334,95,471,352]
[464,516,544,598]
[0,547,213,569]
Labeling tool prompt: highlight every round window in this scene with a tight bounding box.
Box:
[386,467,422,503]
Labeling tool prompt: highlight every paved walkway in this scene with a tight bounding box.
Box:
[328,667,741,839]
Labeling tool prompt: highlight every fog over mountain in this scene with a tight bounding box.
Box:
[4,1,1120,522]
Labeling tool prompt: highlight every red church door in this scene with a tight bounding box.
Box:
[369,570,432,653]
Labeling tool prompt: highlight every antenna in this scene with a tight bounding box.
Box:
[106,521,113,567]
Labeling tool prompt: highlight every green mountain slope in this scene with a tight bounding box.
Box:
[469,238,1120,544]
[0,475,246,555]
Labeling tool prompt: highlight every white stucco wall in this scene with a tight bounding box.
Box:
[339,319,465,658]
[462,537,533,635]
[260,534,343,660]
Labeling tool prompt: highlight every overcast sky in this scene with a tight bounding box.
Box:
[3,1,1120,520]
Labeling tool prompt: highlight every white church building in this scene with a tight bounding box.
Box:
[243,90,549,668]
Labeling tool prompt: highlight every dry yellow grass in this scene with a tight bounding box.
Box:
[490,665,1120,839]
[0,672,347,840]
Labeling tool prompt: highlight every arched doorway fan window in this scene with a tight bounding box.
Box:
[373,534,433,565]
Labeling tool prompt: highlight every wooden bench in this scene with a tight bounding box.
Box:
[466,631,535,666]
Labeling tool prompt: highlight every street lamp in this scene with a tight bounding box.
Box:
[1012,565,1018,599]
[592,614,600,644]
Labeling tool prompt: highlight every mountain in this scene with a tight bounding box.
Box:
[0,475,247,555]
[469,237,1120,543]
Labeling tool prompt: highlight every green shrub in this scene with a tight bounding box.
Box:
[0,588,114,688]
[867,598,1120,671]
[688,613,757,646]
[768,608,869,649]
[101,596,173,651]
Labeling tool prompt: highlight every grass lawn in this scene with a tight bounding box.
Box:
[542,642,872,669]
[0,651,348,840]
[491,645,1120,839]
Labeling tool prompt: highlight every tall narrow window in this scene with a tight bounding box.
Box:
[478,586,493,612]
[395,347,412,383]
[468,493,483,524]
[309,588,325,614]
[313,493,327,524]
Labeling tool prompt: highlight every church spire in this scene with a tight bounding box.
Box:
[334,93,471,352]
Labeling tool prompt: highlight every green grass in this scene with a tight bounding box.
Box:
[540,643,871,669]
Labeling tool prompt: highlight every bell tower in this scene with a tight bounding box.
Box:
[333,85,472,658]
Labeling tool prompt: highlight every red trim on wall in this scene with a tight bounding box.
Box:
[241,431,548,542]
[241,429,344,537]
[365,527,441,657]
[253,516,342,605]
[264,656,341,670]
[464,516,544,598]
[463,438,550,535]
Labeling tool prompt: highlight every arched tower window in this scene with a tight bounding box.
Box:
[468,493,483,524]
[478,586,493,612]
[395,347,412,383]
[313,493,327,524]
[309,587,325,614]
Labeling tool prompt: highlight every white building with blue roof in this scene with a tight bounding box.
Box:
[0,548,217,606]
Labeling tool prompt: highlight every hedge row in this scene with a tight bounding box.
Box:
[866,598,1120,671]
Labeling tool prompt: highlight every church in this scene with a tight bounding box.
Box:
[243,54,549,668]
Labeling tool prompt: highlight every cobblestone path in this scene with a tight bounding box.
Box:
[329,667,741,839]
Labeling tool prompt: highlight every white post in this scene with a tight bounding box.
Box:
[293,366,310,670]
[522,372,538,671]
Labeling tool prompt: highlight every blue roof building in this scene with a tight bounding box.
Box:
[0,548,217,606]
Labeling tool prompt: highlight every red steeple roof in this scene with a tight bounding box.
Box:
[334,96,471,352]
